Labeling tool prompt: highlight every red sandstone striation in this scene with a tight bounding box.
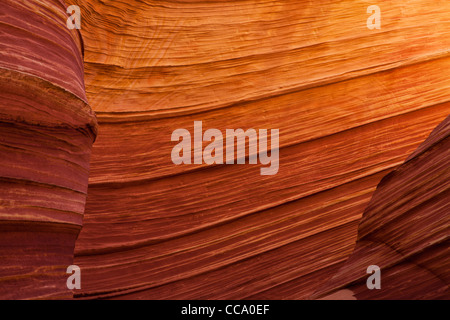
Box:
[71,0,449,299]
[0,0,449,300]
[313,115,449,300]
[0,0,97,299]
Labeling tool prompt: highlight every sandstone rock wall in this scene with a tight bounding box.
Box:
[0,0,448,299]
[71,0,450,299]
[313,115,449,300]
[0,0,97,299]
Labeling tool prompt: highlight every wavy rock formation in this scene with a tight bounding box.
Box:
[0,0,97,299]
[71,0,450,299]
[313,115,449,300]
[1,0,449,300]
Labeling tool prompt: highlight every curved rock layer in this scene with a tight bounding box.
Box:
[0,0,97,299]
[313,115,449,300]
[71,0,450,299]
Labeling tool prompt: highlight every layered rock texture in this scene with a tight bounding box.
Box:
[71,0,449,299]
[0,0,449,299]
[313,115,449,300]
[0,0,97,299]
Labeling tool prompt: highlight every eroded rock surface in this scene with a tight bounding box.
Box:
[313,116,449,300]
[0,0,97,299]
[72,0,450,299]
[0,0,448,300]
